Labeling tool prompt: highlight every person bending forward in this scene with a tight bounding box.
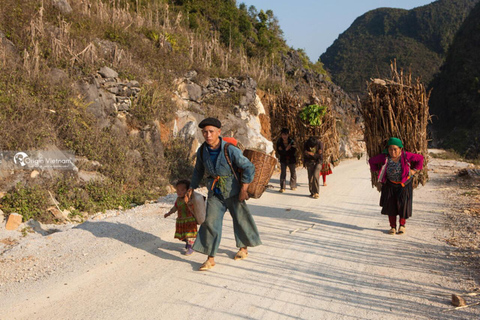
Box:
[369,137,424,235]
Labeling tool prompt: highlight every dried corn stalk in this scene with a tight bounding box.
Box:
[267,90,340,166]
[360,62,430,189]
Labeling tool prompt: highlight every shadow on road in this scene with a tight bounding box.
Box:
[229,197,473,320]
[74,221,197,268]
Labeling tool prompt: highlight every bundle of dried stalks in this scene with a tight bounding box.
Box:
[360,62,430,189]
[267,90,340,166]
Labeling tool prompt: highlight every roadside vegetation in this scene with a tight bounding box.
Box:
[0,0,329,222]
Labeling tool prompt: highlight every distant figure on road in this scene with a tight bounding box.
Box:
[164,179,197,256]
[303,136,324,199]
[187,117,262,271]
[276,128,297,193]
[368,137,424,235]
[320,158,333,187]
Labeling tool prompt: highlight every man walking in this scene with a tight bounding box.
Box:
[187,117,262,271]
[303,136,324,199]
[276,127,297,192]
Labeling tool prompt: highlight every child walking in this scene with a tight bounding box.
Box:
[320,160,332,186]
[164,179,197,255]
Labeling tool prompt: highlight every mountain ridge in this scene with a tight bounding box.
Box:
[321,0,479,97]
[429,1,480,157]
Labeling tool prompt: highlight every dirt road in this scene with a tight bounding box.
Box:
[1,157,479,319]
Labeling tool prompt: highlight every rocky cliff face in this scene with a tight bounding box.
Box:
[172,72,273,155]
[170,59,365,160]
[75,68,275,162]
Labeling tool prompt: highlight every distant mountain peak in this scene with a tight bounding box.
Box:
[321,0,479,97]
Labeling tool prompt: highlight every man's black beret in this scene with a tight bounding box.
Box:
[198,117,221,129]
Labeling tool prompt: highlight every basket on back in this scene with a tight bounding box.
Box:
[243,149,277,199]
[360,62,430,189]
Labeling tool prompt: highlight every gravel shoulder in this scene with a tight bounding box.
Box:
[0,155,479,319]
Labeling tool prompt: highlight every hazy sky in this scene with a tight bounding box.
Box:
[239,0,435,61]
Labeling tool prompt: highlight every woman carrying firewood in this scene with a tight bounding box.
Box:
[368,137,424,235]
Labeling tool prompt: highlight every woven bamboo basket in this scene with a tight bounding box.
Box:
[243,149,277,199]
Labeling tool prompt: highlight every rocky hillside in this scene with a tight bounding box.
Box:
[429,1,480,158]
[320,0,479,97]
[0,0,361,222]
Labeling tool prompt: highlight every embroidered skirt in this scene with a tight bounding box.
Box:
[321,163,332,175]
[380,179,413,219]
[175,216,198,240]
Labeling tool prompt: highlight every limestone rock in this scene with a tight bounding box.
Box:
[282,50,304,76]
[76,80,109,128]
[53,0,73,14]
[233,106,249,120]
[187,101,203,113]
[98,66,118,79]
[115,96,131,111]
[128,80,140,88]
[173,75,272,153]
[0,31,17,56]
[6,213,23,231]
[26,219,49,236]
[179,121,197,139]
[179,82,202,101]
[48,68,68,85]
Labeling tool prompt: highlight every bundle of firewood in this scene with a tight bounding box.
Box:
[267,90,340,166]
[360,62,430,188]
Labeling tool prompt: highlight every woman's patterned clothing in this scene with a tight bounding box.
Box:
[386,158,403,182]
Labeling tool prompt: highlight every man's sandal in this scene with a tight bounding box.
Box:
[198,260,215,271]
[234,250,248,260]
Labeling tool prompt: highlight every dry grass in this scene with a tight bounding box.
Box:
[444,176,480,280]
[0,0,312,221]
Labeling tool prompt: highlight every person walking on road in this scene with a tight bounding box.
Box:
[368,137,424,235]
[187,117,262,271]
[303,136,324,199]
[276,128,297,193]
[320,158,332,187]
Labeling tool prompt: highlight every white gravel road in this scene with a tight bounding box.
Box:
[0,156,479,320]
